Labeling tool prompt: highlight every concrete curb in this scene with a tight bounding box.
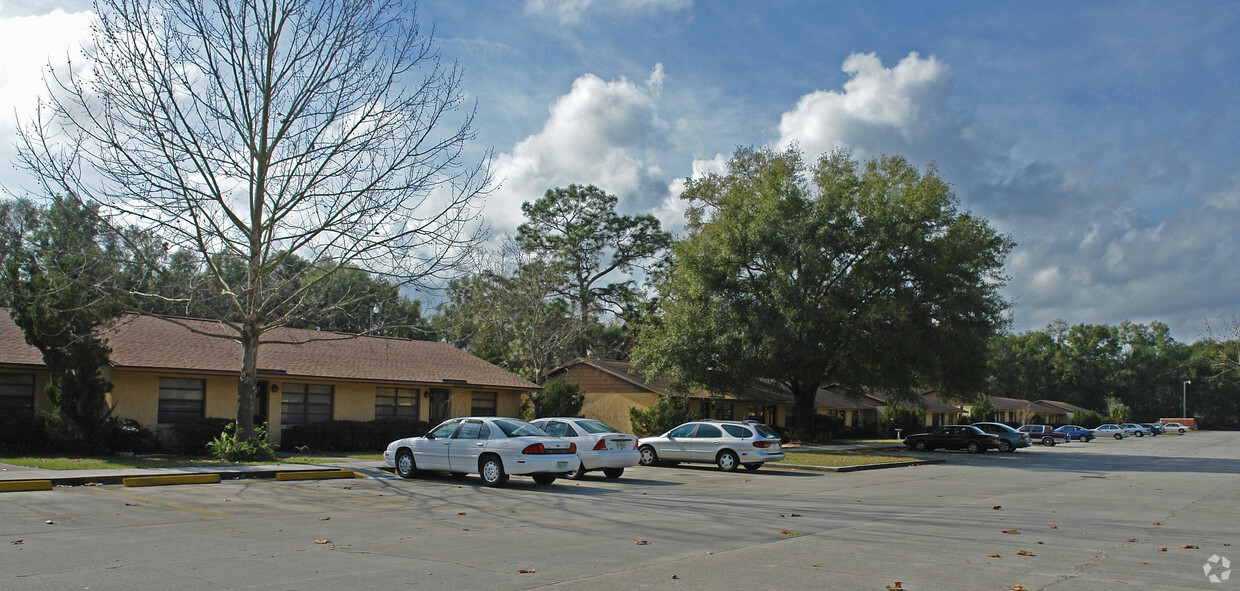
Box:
[768,458,946,472]
[124,474,222,487]
[274,469,362,481]
[0,480,54,492]
[2,466,359,488]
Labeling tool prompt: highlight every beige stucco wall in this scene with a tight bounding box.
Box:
[580,391,660,434]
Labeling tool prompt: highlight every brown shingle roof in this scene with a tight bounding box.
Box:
[983,395,1063,415]
[0,313,536,391]
[867,391,965,413]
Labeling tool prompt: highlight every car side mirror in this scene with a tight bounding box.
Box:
[424,433,436,440]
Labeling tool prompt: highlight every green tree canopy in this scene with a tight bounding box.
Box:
[634,146,1013,431]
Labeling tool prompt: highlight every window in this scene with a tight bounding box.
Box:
[281,383,333,426]
[375,387,419,419]
[694,424,723,438]
[669,424,697,438]
[722,424,753,438]
[542,421,569,437]
[456,420,483,439]
[0,373,35,417]
[712,403,734,420]
[158,377,205,423]
[471,391,497,416]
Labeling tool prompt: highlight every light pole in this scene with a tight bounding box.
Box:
[1182,380,1191,418]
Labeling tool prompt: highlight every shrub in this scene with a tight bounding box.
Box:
[207,423,276,461]
[281,418,430,452]
[168,417,235,455]
[629,396,703,438]
[0,415,50,454]
[98,417,160,454]
[881,404,926,438]
[520,379,584,420]
[1071,409,1104,429]
[779,413,846,443]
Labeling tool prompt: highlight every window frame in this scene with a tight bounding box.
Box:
[0,373,36,417]
[157,377,206,424]
[470,391,497,416]
[375,386,419,419]
[281,383,335,426]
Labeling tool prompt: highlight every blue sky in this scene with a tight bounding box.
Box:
[2,1,1238,341]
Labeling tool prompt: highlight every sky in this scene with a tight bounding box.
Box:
[1,0,1238,342]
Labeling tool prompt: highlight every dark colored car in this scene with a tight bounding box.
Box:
[1054,424,1095,442]
[972,422,1032,452]
[904,425,1002,454]
[1018,424,1070,446]
[1138,423,1164,436]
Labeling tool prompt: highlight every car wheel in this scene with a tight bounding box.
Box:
[602,468,624,479]
[1114,433,1123,440]
[967,440,982,454]
[998,440,1013,453]
[565,465,586,480]
[395,449,417,479]
[1135,431,1144,437]
[717,450,740,472]
[531,473,556,485]
[639,445,660,466]
[1042,436,1055,446]
[479,455,508,487]
[914,440,928,452]
[1179,429,1186,434]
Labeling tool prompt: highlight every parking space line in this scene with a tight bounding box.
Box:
[93,486,235,519]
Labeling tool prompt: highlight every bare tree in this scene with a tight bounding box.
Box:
[17,0,490,438]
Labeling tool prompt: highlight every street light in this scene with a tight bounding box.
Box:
[1182,380,1191,419]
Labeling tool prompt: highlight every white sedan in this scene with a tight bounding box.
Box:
[1093,424,1129,439]
[1163,422,1191,434]
[530,417,641,479]
[384,417,579,487]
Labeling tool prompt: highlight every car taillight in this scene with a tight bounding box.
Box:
[593,440,608,451]
[522,443,545,454]
[753,440,772,448]
[568,443,576,454]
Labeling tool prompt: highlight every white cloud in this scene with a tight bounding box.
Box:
[0,7,94,196]
[524,0,691,25]
[487,65,672,234]
[776,52,952,161]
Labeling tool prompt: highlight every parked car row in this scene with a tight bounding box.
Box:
[904,419,1193,452]
[384,417,784,487]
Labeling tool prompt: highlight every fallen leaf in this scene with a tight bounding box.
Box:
[1153,522,1161,525]
[993,505,1002,510]
[1182,545,1199,549]
[1017,550,1035,556]
[635,540,649,545]
[1127,538,1137,542]
[319,517,331,521]
[988,553,1002,558]
[1158,547,1167,552]
[315,539,331,544]
[517,568,535,574]
[789,513,802,517]
[125,503,138,506]
[44,521,56,525]
[1002,529,1020,535]
[886,583,904,590]
[780,530,800,536]
[1011,586,1028,591]
[671,574,679,580]
[1037,541,1044,544]
[458,512,467,515]
[811,563,822,567]
[462,528,469,531]
[10,540,23,545]
[1050,525,1058,529]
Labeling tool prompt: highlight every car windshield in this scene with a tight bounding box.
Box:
[575,419,620,434]
[493,419,546,437]
[979,423,1018,433]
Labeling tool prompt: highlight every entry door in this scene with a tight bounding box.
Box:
[428,388,450,424]
[255,381,270,427]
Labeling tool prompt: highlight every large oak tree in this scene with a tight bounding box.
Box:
[634,146,1013,431]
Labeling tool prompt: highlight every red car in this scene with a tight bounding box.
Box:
[904,425,1002,454]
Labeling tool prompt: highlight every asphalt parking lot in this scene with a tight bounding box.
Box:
[2,432,1236,590]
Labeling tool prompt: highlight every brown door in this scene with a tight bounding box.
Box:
[428,388,450,424]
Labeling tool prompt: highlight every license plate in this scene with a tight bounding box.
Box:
[556,461,567,470]
[612,440,631,450]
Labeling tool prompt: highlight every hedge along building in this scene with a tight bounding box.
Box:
[0,314,538,444]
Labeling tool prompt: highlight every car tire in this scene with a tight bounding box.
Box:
[743,462,763,471]
[531,473,556,485]
[602,468,624,479]
[717,450,740,472]
[1135,431,1144,437]
[967,441,982,454]
[395,449,417,479]
[1042,436,1055,446]
[565,465,586,480]
[479,455,508,487]
[639,445,660,467]
[914,440,928,452]
[1114,433,1123,440]
[998,440,1013,453]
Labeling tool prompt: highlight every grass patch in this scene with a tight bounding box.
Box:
[782,450,919,467]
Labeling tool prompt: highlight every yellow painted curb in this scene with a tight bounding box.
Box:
[0,480,54,492]
[123,474,221,487]
[275,470,360,481]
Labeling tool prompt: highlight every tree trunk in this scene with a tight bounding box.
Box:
[791,383,818,435]
[236,328,259,440]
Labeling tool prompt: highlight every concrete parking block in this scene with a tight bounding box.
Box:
[0,480,53,492]
[274,469,361,481]
[121,473,222,487]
